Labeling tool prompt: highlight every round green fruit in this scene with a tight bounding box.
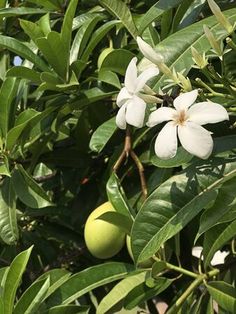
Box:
[84,202,126,259]
[97,47,114,69]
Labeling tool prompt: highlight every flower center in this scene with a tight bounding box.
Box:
[173,110,188,126]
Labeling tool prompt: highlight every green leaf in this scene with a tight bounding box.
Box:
[36,269,71,300]
[20,19,45,43]
[99,0,138,38]
[0,7,48,17]
[197,176,236,241]
[124,277,172,310]
[47,262,134,306]
[81,21,119,62]
[26,0,61,10]
[13,277,50,314]
[97,271,146,314]
[7,66,41,84]
[61,0,78,59]
[98,70,121,89]
[131,158,236,263]
[36,32,67,80]
[207,281,236,313]
[0,77,19,139]
[107,172,135,219]
[100,49,135,75]
[150,144,193,168]
[89,117,117,153]
[6,109,39,150]
[203,219,236,267]
[3,246,33,314]
[45,305,90,314]
[12,164,52,208]
[98,211,132,234]
[152,8,236,90]
[138,0,183,34]
[0,154,10,177]
[0,35,49,72]
[0,177,18,245]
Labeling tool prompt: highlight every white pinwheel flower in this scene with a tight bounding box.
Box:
[116,57,159,129]
[147,90,229,159]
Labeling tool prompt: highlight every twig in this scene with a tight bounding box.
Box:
[113,125,147,200]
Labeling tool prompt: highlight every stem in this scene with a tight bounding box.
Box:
[166,268,219,314]
[113,125,147,199]
[153,257,198,279]
[130,150,147,199]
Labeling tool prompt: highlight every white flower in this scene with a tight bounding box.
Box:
[147,90,229,159]
[116,57,159,129]
[136,36,164,65]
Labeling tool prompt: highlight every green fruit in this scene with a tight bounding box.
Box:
[126,235,154,268]
[84,202,126,259]
[97,47,114,69]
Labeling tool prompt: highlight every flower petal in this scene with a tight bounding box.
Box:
[124,57,138,93]
[154,121,177,159]
[137,36,164,65]
[187,101,229,125]
[116,87,132,107]
[126,96,146,128]
[147,107,176,127]
[173,90,198,111]
[178,121,213,159]
[135,66,159,92]
[116,104,127,129]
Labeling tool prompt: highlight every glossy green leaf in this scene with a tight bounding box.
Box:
[6,109,39,150]
[150,144,193,168]
[45,305,90,314]
[107,172,135,219]
[12,164,52,208]
[26,0,61,10]
[100,49,135,75]
[36,32,67,80]
[0,77,19,139]
[0,177,18,245]
[0,7,48,17]
[0,35,49,71]
[138,0,183,34]
[98,211,132,234]
[36,269,71,300]
[197,176,236,241]
[47,262,134,306]
[13,277,50,314]
[99,0,138,38]
[203,219,236,267]
[207,281,236,313]
[7,66,41,84]
[152,8,236,90]
[3,246,33,314]
[81,21,119,62]
[124,277,172,310]
[97,271,146,314]
[0,154,10,177]
[61,0,78,60]
[20,19,45,43]
[89,117,117,153]
[70,15,101,63]
[98,70,121,88]
[132,158,236,263]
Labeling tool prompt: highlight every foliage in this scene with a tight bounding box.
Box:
[0,0,235,313]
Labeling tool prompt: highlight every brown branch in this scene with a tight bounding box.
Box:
[113,125,147,200]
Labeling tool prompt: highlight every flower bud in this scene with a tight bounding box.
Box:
[203,25,223,58]
[177,72,192,92]
[207,0,234,34]
[137,36,164,65]
[191,46,208,69]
